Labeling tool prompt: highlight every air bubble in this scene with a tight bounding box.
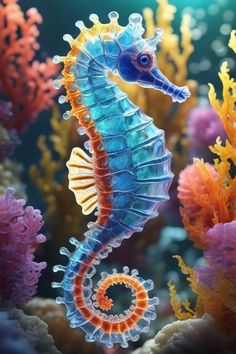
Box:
[220,23,232,36]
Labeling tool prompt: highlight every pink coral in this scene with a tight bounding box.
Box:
[0,188,46,306]
[188,107,226,155]
[0,0,58,133]
[196,221,236,287]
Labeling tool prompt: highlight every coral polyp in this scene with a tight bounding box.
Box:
[52,12,189,348]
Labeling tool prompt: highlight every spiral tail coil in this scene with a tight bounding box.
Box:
[52,235,159,348]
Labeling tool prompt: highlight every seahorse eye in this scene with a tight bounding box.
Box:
[137,52,153,69]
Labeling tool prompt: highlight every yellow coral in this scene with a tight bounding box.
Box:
[179,158,235,248]
[168,256,236,334]
[29,106,86,245]
[172,31,236,335]
[179,30,236,246]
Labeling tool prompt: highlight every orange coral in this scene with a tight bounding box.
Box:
[0,0,58,132]
[178,30,236,248]
[178,159,234,248]
[171,30,236,335]
[168,256,236,334]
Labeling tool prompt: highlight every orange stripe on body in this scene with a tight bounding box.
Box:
[63,58,113,227]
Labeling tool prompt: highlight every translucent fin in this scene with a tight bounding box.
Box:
[67,147,98,215]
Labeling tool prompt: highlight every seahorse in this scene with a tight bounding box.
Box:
[52,12,190,348]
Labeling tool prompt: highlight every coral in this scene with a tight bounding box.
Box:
[0,188,46,307]
[0,310,36,354]
[178,31,236,247]
[196,221,236,287]
[113,0,197,174]
[0,100,20,161]
[0,0,58,133]
[29,106,85,245]
[151,315,231,354]
[177,159,234,248]
[24,297,105,354]
[168,255,236,334]
[208,31,236,148]
[170,31,236,336]
[0,159,26,198]
[6,308,61,354]
[188,106,226,156]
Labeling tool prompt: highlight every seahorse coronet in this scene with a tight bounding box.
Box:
[53,11,190,348]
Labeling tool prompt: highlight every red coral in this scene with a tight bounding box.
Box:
[0,0,58,133]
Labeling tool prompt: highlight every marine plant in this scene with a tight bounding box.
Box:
[29,106,85,245]
[168,30,236,335]
[52,10,190,349]
[0,188,46,307]
[0,100,20,161]
[0,0,58,133]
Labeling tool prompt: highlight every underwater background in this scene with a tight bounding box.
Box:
[0,0,236,353]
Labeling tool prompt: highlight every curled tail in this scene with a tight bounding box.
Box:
[52,226,159,348]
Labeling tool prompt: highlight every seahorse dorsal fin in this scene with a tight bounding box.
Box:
[67,147,98,215]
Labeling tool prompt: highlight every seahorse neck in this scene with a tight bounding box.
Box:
[78,65,132,124]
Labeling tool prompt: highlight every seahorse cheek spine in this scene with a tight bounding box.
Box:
[52,12,190,348]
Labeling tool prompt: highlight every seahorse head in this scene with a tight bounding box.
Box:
[113,12,190,103]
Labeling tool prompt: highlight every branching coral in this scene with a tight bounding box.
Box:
[178,159,234,248]
[29,106,85,245]
[0,188,46,306]
[0,0,58,133]
[170,30,236,336]
[178,30,236,248]
[0,100,20,160]
[0,159,26,197]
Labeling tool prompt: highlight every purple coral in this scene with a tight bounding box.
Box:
[188,107,226,155]
[196,221,236,288]
[0,188,46,306]
[0,100,20,160]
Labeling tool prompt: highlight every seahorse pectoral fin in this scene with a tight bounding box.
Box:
[67,147,98,215]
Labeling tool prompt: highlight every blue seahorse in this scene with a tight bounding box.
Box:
[52,12,190,348]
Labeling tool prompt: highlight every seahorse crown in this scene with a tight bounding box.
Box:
[52,12,190,349]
